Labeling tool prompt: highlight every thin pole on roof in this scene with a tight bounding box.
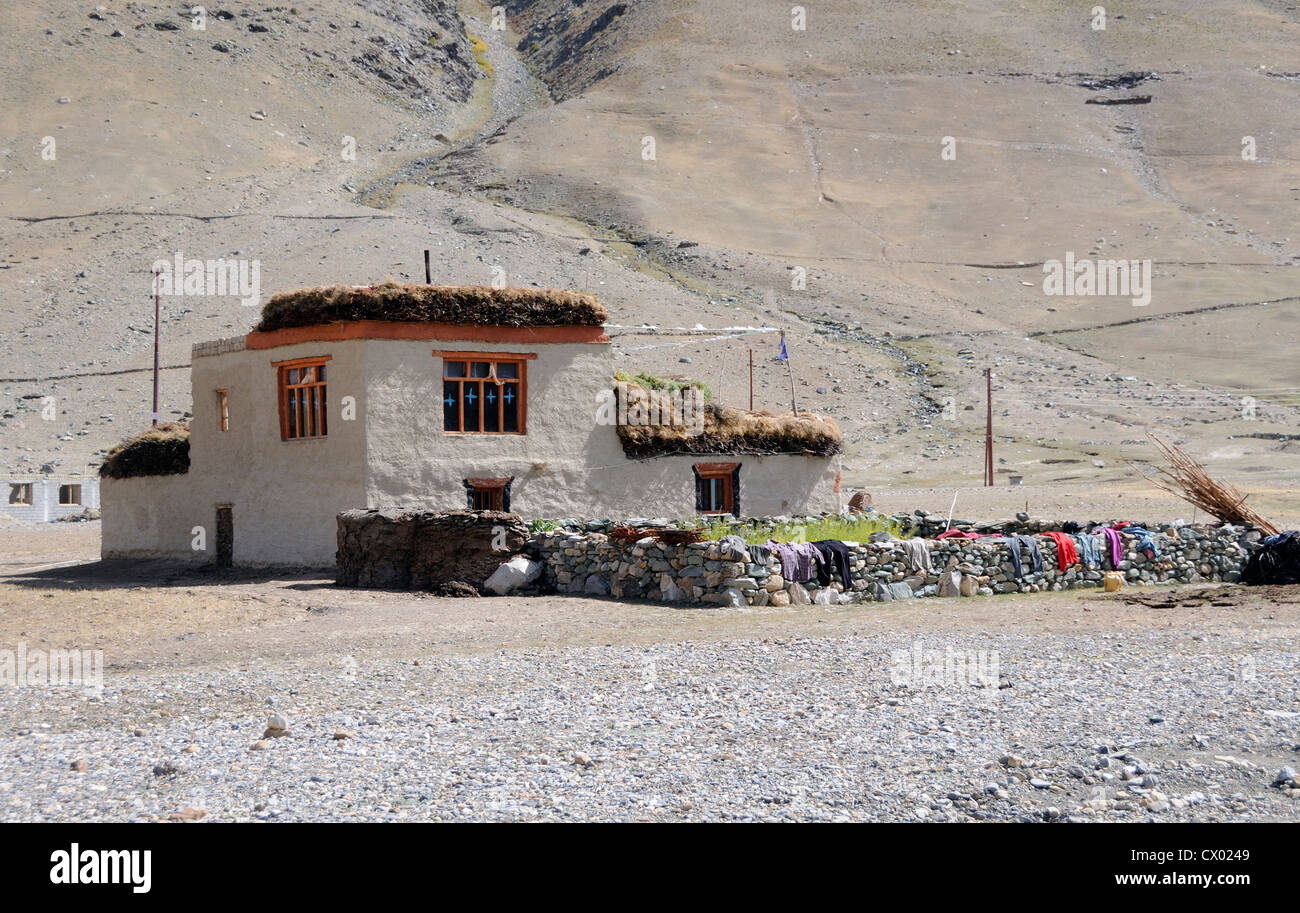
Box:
[424,249,431,284]
[782,330,799,417]
[152,268,161,428]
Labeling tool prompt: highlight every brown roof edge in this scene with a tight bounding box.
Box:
[245,320,610,350]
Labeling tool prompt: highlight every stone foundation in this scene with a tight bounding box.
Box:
[531,523,1258,606]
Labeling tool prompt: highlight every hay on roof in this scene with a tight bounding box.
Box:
[614,385,841,458]
[254,281,608,332]
[99,423,190,479]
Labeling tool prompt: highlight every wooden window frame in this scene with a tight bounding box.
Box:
[273,355,332,442]
[694,462,741,516]
[9,483,32,506]
[58,484,82,506]
[464,476,513,512]
[216,388,229,432]
[436,351,534,436]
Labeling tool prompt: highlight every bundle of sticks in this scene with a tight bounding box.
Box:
[607,525,707,545]
[1145,434,1279,536]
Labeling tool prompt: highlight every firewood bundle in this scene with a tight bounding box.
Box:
[1146,434,1279,536]
[607,525,707,545]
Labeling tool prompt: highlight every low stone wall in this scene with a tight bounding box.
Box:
[531,524,1258,606]
[336,509,527,589]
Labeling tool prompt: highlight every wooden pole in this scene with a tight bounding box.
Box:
[748,348,753,412]
[424,249,431,284]
[984,367,993,486]
[152,268,161,427]
[782,331,799,417]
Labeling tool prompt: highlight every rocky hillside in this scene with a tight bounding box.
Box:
[2,0,1298,512]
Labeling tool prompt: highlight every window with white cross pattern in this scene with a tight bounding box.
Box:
[441,356,526,434]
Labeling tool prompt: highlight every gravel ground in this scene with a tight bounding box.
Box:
[3,628,1298,822]
[3,523,1297,822]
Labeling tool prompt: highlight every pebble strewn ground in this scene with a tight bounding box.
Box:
[3,631,1298,822]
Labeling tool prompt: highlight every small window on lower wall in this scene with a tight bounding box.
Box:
[9,483,32,506]
[58,484,81,506]
[464,476,513,512]
[694,462,741,516]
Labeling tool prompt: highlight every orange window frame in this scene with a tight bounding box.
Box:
[273,355,332,441]
[216,388,229,432]
[467,477,508,511]
[435,351,534,435]
[696,461,739,515]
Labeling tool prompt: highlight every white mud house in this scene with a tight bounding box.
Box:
[4,477,100,522]
[100,284,842,566]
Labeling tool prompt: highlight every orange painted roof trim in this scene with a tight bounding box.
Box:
[245,320,609,350]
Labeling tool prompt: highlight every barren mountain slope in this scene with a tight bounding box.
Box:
[2,0,1297,512]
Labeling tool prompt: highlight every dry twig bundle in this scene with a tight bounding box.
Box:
[1144,434,1279,535]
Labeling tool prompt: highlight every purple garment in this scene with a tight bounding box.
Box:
[766,540,825,583]
[1102,527,1123,568]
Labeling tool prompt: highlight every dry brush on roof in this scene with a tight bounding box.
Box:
[254,281,608,332]
[99,423,190,479]
[615,384,841,458]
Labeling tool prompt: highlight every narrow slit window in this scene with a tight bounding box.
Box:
[216,388,229,432]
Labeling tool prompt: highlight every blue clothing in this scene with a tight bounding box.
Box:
[1074,533,1103,568]
[991,534,1043,579]
[1128,527,1160,557]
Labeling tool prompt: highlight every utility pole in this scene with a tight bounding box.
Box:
[984,367,993,486]
[748,348,754,411]
[152,268,161,428]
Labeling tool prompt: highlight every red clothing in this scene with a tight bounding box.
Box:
[937,529,981,540]
[1043,531,1078,571]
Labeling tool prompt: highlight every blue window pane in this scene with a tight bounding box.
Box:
[502,383,519,432]
[462,382,480,432]
[443,381,460,431]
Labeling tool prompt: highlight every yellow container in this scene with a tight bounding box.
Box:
[1103,571,1125,592]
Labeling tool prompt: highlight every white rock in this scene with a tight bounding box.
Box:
[719,587,746,607]
[484,556,543,595]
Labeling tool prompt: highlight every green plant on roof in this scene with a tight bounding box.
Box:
[614,369,713,402]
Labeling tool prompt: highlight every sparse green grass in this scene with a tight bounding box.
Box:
[689,514,905,545]
[615,370,714,402]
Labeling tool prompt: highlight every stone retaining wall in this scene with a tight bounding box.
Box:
[532,524,1259,606]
